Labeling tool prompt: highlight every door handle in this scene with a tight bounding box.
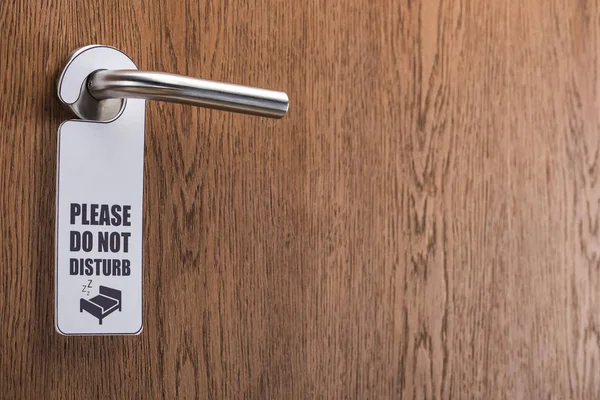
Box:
[87,70,288,119]
[57,45,289,121]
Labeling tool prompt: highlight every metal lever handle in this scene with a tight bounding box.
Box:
[87,70,289,119]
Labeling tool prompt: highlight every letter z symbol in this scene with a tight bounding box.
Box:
[81,280,93,296]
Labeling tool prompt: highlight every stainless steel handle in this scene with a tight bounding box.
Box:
[87,70,289,119]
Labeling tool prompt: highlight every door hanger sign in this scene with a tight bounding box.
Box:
[55,46,145,335]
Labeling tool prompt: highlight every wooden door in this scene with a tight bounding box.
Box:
[2,0,600,398]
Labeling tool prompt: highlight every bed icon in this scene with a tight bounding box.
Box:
[80,286,122,325]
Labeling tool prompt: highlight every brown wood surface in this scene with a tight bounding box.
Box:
[1,0,600,398]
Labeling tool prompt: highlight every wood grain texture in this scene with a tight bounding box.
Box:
[1,0,600,398]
